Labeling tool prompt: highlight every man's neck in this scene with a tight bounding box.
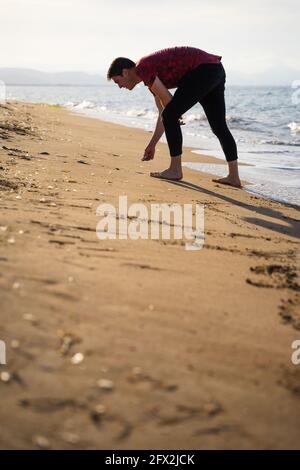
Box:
[133,67,142,85]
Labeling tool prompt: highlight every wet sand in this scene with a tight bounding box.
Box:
[0,101,300,449]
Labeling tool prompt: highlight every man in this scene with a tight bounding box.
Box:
[107,46,241,188]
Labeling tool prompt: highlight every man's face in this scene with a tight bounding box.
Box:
[112,69,135,90]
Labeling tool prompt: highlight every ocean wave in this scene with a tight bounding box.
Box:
[65,101,107,112]
[225,115,268,133]
[226,115,257,125]
[65,101,75,107]
[117,109,210,123]
[247,150,294,154]
[258,139,300,147]
[73,100,96,110]
[288,121,300,134]
[124,109,157,119]
[65,100,101,110]
[184,113,207,123]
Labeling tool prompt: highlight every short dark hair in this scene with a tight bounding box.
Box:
[107,57,136,80]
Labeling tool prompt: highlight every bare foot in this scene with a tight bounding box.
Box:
[212,176,242,188]
[150,168,183,181]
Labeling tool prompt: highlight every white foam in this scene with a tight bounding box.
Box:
[183,159,300,207]
[184,113,206,123]
[125,108,157,119]
[73,100,96,110]
[288,121,300,134]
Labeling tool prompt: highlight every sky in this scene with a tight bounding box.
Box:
[0,0,299,77]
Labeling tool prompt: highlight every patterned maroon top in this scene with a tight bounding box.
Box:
[135,46,222,90]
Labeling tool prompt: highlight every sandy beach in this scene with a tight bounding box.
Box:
[0,101,300,450]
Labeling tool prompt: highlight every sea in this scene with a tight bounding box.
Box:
[5,83,300,207]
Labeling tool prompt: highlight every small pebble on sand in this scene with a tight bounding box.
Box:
[33,435,51,449]
[71,352,84,365]
[0,371,11,383]
[97,378,114,391]
[23,313,37,323]
[94,403,106,415]
[11,339,20,349]
[90,403,107,423]
[61,432,80,444]
[132,366,143,377]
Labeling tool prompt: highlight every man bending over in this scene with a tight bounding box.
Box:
[107,46,241,188]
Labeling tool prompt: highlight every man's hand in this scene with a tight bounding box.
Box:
[142,143,156,161]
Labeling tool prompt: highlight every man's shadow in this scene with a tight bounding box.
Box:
[159,179,300,240]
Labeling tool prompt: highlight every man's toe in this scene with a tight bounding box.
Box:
[150,172,161,178]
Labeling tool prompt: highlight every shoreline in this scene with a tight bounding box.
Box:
[5,93,300,207]
[0,101,300,449]
[67,105,300,208]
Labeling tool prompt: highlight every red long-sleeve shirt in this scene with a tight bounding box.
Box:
[135,46,222,89]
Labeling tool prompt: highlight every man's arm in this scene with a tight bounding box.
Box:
[150,76,173,107]
[142,96,165,160]
[151,77,185,125]
[155,95,164,115]
[148,96,165,147]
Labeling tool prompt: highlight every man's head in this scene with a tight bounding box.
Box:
[107,57,140,90]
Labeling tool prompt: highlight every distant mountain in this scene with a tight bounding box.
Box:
[0,66,299,86]
[227,65,300,86]
[0,68,107,86]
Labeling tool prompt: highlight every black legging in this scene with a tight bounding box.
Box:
[161,62,238,161]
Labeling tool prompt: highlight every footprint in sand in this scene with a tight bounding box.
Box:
[19,397,85,412]
[278,293,300,330]
[278,366,300,397]
[146,401,223,427]
[0,179,19,190]
[122,262,163,271]
[246,264,300,291]
[90,410,133,442]
[127,369,178,392]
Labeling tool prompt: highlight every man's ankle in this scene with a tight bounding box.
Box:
[228,159,240,179]
[170,155,182,171]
